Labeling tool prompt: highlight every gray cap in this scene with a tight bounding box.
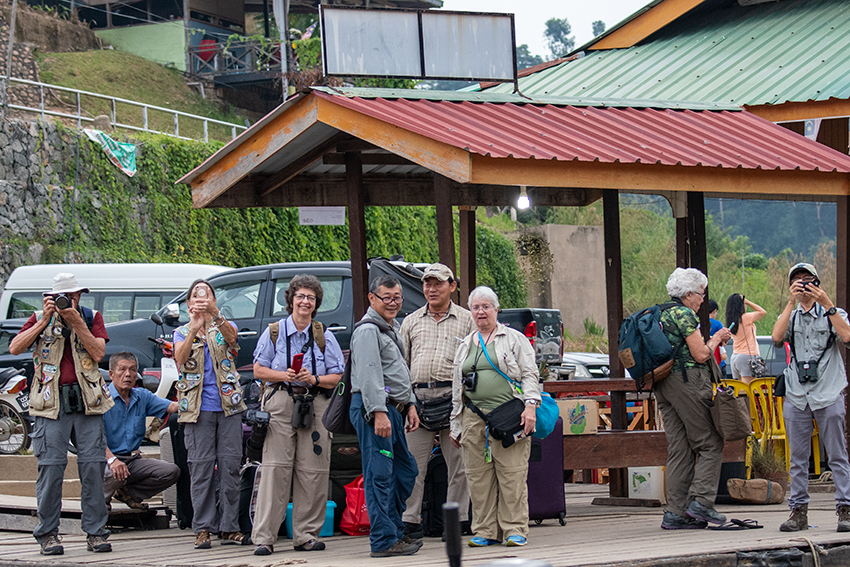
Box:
[788,262,818,284]
[421,263,454,282]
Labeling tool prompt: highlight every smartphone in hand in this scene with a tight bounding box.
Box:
[291,353,304,373]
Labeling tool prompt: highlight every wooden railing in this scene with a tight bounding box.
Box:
[187,39,283,77]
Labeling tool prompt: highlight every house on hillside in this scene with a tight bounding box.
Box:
[478,0,850,156]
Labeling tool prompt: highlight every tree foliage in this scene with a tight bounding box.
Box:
[592,20,606,37]
[544,17,575,59]
[516,44,544,70]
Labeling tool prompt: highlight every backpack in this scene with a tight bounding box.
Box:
[268,320,326,354]
[322,318,399,435]
[618,302,684,391]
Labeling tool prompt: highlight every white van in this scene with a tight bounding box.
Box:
[0,263,232,323]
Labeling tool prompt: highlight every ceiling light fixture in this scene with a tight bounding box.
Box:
[517,186,530,209]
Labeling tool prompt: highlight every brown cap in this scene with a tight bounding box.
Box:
[421,263,454,282]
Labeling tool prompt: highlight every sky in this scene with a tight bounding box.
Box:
[440,0,653,59]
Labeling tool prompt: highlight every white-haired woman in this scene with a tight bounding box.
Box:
[449,286,540,548]
[657,268,732,530]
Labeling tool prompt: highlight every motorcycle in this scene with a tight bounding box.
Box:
[0,367,31,454]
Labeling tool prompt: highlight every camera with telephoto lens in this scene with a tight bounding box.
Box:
[245,409,271,462]
[797,360,819,384]
[462,371,478,392]
[54,293,72,310]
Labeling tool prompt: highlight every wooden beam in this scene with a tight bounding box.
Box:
[323,153,416,166]
[588,0,709,50]
[317,97,472,183]
[676,217,689,268]
[563,432,746,470]
[687,192,710,339]
[468,155,850,197]
[260,132,350,196]
[544,380,636,394]
[602,189,627,499]
[746,98,850,124]
[434,175,457,275]
[189,95,319,208]
[336,139,380,152]
[458,207,476,309]
[346,153,368,321]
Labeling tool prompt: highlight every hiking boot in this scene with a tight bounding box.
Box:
[661,511,707,530]
[220,531,251,545]
[370,539,421,557]
[86,534,112,553]
[294,540,326,551]
[686,500,726,525]
[114,487,148,510]
[39,534,63,556]
[402,536,424,549]
[403,521,424,540]
[254,544,273,556]
[837,505,850,532]
[780,505,808,532]
[194,530,212,549]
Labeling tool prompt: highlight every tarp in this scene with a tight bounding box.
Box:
[83,128,136,177]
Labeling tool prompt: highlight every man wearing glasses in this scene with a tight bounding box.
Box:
[771,263,850,532]
[350,275,421,557]
[400,263,473,540]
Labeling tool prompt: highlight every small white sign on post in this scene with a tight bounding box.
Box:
[299,207,346,226]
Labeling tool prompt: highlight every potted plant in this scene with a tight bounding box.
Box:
[748,435,788,494]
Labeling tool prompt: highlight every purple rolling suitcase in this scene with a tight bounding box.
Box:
[526,416,566,525]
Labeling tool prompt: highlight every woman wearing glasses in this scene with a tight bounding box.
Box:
[249,275,344,555]
[449,286,540,548]
[656,268,732,530]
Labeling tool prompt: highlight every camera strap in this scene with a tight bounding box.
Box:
[479,332,523,395]
[284,323,318,397]
[789,308,835,366]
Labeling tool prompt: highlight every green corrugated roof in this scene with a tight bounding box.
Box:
[483,0,850,107]
[316,86,740,110]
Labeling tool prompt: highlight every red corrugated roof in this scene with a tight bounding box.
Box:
[315,92,850,172]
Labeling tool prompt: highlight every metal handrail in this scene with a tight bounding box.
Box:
[0,75,248,142]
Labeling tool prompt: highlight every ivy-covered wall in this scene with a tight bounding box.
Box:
[0,119,526,307]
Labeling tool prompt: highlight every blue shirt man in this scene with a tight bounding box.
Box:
[708,299,726,371]
[103,353,180,510]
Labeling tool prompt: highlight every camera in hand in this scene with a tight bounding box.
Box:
[797,360,819,384]
[54,293,72,310]
[801,278,821,291]
[245,409,271,462]
[462,371,478,392]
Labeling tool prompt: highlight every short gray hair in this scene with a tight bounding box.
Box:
[369,275,401,294]
[666,268,708,299]
[468,286,500,311]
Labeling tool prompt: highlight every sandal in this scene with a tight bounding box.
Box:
[220,532,252,545]
[708,518,763,530]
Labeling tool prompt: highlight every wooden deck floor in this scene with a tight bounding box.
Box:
[1,484,849,567]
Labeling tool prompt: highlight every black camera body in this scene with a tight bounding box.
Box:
[245,409,271,462]
[463,371,478,392]
[797,360,819,384]
[54,293,72,310]
[801,278,821,291]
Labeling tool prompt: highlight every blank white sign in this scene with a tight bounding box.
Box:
[299,207,346,226]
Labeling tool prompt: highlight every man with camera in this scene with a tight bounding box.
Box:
[399,263,473,540]
[771,262,850,532]
[102,352,179,511]
[10,273,113,555]
[350,275,421,557]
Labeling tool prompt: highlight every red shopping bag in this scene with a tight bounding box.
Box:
[340,475,370,536]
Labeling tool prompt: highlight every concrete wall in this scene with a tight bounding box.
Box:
[96,22,186,71]
[522,224,607,337]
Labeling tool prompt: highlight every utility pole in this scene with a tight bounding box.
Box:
[2,0,18,123]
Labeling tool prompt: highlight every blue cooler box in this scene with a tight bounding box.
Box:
[285,501,337,538]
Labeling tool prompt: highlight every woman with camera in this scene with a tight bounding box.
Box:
[173,279,248,549]
[449,286,540,548]
[725,293,766,384]
[656,268,732,530]
[249,275,344,556]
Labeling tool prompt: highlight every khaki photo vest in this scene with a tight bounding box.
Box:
[175,323,246,423]
[29,310,114,419]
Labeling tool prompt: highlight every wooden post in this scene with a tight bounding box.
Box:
[837,196,850,442]
[434,174,457,275]
[676,217,689,268]
[346,152,368,321]
[458,207,476,308]
[687,192,710,339]
[603,190,627,498]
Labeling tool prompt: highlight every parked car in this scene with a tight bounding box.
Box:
[723,336,788,379]
[558,352,630,380]
[498,308,563,367]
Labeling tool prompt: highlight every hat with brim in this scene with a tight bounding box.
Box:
[421,263,454,282]
[43,273,90,296]
[788,263,818,284]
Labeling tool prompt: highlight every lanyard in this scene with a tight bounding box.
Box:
[285,321,318,377]
[477,332,522,394]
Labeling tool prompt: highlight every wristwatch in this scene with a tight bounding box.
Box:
[525,399,539,406]
[107,456,117,465]
[826,307,838,317]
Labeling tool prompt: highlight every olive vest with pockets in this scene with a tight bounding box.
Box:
[175,323,246,423]
[29,309,114,419]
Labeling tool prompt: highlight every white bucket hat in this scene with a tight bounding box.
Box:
[43,273,90,296]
